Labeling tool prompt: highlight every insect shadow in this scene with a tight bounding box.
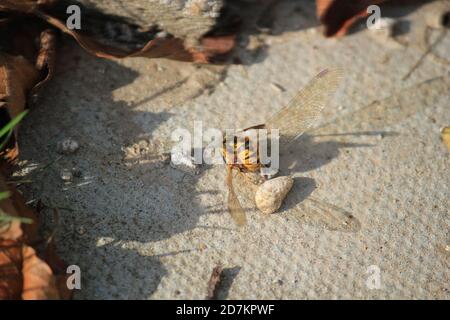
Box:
[214,266,241,300]
[279,132,394,173]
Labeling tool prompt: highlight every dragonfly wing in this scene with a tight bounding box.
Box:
[264,68,343,143]
[301,197,361,232]
[226,167,247,226]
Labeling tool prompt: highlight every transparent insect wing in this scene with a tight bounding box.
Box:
[300,197,361,233]
[226,167,247,226]
[264,68,343,144]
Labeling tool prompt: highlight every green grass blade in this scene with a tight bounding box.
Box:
[0,215,33,224]
[0,110,29,139]
[0,191,10,200]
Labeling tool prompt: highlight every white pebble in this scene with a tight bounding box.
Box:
[61,168,73,182]
[255,176,294,214]
[57,138,80,154]
[271,83,286,93]
[76,226,86,235]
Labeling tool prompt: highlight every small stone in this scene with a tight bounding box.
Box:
[60,169,73,182]
[57,138,80,155]
[155,31,169,38]
[271,82,286,93]
[306,27,318,35]
[96,237,114,247]
[255,176,294,214]
[76,226,86,235]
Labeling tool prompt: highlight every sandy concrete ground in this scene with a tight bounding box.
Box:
[16,1,449,299]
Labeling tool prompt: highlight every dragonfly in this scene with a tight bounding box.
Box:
[221,68,344,226]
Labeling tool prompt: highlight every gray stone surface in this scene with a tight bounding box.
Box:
[75,0,223,44]
[15,1,450,299]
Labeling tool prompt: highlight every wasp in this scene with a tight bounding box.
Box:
[222,68,343,226]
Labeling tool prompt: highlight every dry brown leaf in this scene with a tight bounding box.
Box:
[0,146,70,301]
[199,35,236,61]
[0,53,39,160]
[0,240,60,299]
[0,171,70,300]
[21,244,59,299]
[31,28,56,96]
[206,265,223,300]
[0,0,55,12]
[2,0,235,64]
[0,54,39,118]
[34,10,219,63]
[316,0,387,37]
[0,0,38,12]
[0,239,22,299]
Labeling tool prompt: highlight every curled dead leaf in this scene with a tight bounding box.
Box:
[31,28,57,97]
[199,35,236,62]
[0,0,55,12]
[34,10,224,63]
[0,239,22,298]
[0,0,39,13]
[0,54,39,118]
[206,265,223,300]
[2,0,235,69]
[0,170,71,300]
[21,244,59,299]
[0,240,60,299]
[0,53,40,160]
